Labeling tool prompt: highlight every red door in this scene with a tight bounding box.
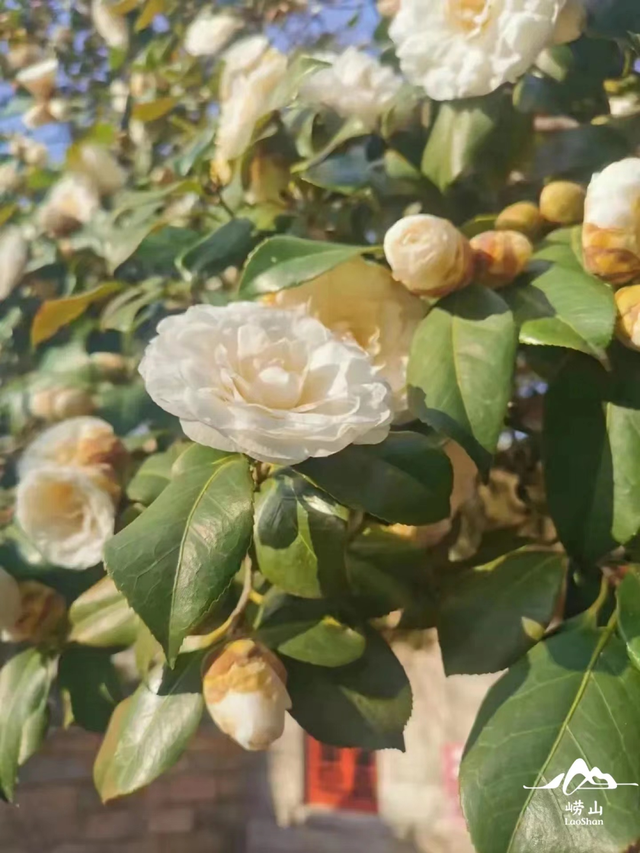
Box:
[305,735,378,814]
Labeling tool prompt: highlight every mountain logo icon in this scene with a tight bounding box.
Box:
[524,759,639,795]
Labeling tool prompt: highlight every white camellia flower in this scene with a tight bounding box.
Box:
[38,174,101,236]
[72,144,126,196]
[0,227,28,300]
[553,0,587,44]
[203,640,291,751]
[389,0,570,100]
[91,0,129,49]
[583,158,640,286]
[266,258,425,412]
[184,10,242,57]
[220,35,270,100]
[16,466,116,570]
[0,568,21,634]
[301,47,403,129]
[215,49,288,170]
[384,213,474,297]
[139,302,393,464]
[15,57,58,100]
[18,416,122,478]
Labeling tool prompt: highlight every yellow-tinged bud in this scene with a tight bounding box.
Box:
[4,581,67,645]
[203,639,291,751]
[495,202,544,240]
[540,181,585,226]
[583,158,640,286]
[615,285,640,351]
[30,386,95,421]
[89,351,130,381]
[383,214,474,298]
[470,230,533,289]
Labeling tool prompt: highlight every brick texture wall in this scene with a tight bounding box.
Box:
[0,722,258,853]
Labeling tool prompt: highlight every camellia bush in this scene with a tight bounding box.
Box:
[3,0,640,850]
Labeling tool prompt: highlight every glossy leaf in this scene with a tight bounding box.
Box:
[461,623,640,853]
[94,654,204,802]
[0,649,53,801]
[254,471,349,599]
[618,567,640,671]
[175,218,255,282]
[105,445,254,664]
[59,647,122,733]
[297,430,452,525]
[257,593,365,667]
[126,444,187,505]
[286,631,412,750]
[69,577,139,648]
[408,286,517,475]
[438,550,567,675]
[544,359,640,561]
[238,236,371,298]
[504,264,615,361]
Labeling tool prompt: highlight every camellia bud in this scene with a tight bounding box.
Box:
[89,351,129,381]
[0,567,22,634]
[470,230,533,289]
[30,386,95,421]
[203,639,291,751]
[4,581,67,645]
[495,201,545,240]
[539,181,586,226]
[583,158,640,286]
[383,214,474,298]
[614,285,640,352]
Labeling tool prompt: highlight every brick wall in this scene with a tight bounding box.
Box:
[1,722,258,853]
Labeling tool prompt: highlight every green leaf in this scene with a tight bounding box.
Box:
[286,631,412,750]
[438,550,567,675]
[104,446,254,664]
[618,567,640,671]
[69,577,139,648]
[345,523,435,620]
[297,431,452,525]
[131,97,177,122]
[58,647,122,733]
[408,286,517,475]
[126,445,187,505]
[254,471,349,599]
[94,654,204,802]
[421,94,528,191]
[257,593,365,668]
[504,265,615,361]
[461,622,640,853]
[544,358,640,562]
[238,236,371,299]
[0,649,53,801]
[175,219,255,282]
